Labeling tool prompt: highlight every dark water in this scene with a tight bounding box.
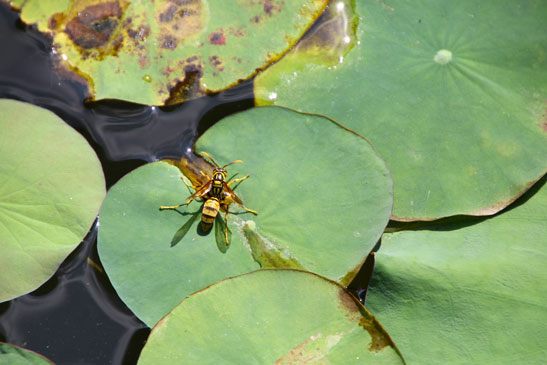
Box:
[0,3,373,364]
[0,221,150,365]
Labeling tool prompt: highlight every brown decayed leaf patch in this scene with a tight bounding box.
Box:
[64,2,123,49]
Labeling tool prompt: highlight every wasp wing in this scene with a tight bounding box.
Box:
[186,180,213,202]
[222,182,244,206]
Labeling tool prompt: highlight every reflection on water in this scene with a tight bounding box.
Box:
[293,0,358,66]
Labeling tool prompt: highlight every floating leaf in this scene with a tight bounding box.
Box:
[366,178,547,363]
[98,106,392,326]
[0,99,105,302]
[138,269,404,364]
[255,0,547,220]
[0,342,53,364]
[194,107,393,284]
[10,0,328,105]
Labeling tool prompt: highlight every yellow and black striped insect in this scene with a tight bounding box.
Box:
[160,152,258,245]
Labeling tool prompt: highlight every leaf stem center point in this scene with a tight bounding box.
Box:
[434,49,452,65]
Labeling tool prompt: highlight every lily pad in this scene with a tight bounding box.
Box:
[98,106,393,326]
[255,0,547,220]
[10,0,328,105]
[0,342,53,364]
[0,99,105,302]
[138,269,404,364]
[366,177,547,363]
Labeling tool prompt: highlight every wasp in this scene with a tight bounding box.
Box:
[160,152,258,245]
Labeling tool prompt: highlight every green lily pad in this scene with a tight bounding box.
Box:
[0,343,53,365]
[0,99,105,302]
[98,106,393,326]
[10,0,328,105]
[255,0,547,220]
[138,269,404,364]
[366,178,547,363]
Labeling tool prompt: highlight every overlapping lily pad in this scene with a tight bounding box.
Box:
[10,0,328,105]
[98,106,393,326]
[366,178,547,363]
[138,269,404,364]
[255,0,547,220]
[0,342,53,364]
[0,100,105,300]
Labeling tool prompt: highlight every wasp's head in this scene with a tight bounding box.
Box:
[212,168,227,180]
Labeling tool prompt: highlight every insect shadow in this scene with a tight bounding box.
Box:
[165,203,234,254]
[163,172,247,253]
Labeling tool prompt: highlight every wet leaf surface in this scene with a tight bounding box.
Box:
[366,177,547,363]
[98,106,393,326]
[255,0,547,220]
[138,269,404,364]
[10,0,328,105]
[0,100,105,302]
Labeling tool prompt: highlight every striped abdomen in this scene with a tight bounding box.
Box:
[201,197,220,231]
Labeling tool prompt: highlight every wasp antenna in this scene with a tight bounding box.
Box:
[200,151,219,167]
[222,160,243,168]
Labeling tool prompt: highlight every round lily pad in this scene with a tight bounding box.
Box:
[0,342,53,364]
[98,106,392,326]
[0,99,105,302]
[255,0,547,220]
[366,178,547,363]
[138,269,404,364]
[11,0,328,105]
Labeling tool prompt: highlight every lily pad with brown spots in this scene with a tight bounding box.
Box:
[9,0,328,105]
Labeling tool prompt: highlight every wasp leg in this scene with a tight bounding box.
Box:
[159,196,197,210]
[160,203,184,210]
[181,176,200,192]
[224,210,230,245]
[242,206,258,215]
[159,201,191,210]
[227,174,250,187]
[199,170,211,180]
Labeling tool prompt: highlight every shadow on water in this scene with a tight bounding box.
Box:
[347,239,382,305]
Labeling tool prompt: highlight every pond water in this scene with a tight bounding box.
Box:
[0,3,371,363]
